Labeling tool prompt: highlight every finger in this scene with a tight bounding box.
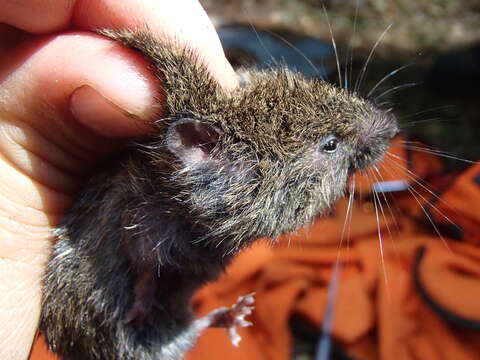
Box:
[0,24,31,56]
[0,259,47,360]
[0,31,161,360]
[0,0,238,91]
[0,0,76,33]
[0,32,160,220]
[0,38,158,359]
[73,0,238,90]
[1,32,161,141]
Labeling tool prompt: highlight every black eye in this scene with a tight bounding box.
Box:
[322,137,339,153]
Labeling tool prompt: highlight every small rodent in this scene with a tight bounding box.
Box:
[40,29,398,360]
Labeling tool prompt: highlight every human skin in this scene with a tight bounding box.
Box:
[0,1,238,358]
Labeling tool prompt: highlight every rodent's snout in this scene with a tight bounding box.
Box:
[363,110,398,140]
[352,111,398,171]
[382,112,400,139]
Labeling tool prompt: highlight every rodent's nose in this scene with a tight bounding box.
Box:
[352,112,398,171]
[385,115,400,139]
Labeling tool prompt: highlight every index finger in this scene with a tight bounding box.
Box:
[0,0,238,90]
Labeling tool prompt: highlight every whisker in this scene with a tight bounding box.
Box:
[346,177,356,251]
[407,182,453,253]
[382,159,454,253]
[367,63,412,98]
[243,9,281,68]
[286,231,293,249]
[397,143,478,164]
[343,0,360,90]
[384,154,463,231]
[261,29,324,79]
[399,117,445,129]
[371,168,393,238]
[338,178,356,254]
[374,82,417,101]
[400,105,455,120]
[316,174,355,360]
[370,167,404,263]
[372,165,401,237]
[316,179,352,360]
[376,100,398,108]
[321,2,342,88]
[385,152,440,191]
[367,169,391,302]
[354,23,393,94]
[384,150,406,163]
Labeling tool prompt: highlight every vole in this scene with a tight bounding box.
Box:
[40,29,398,360]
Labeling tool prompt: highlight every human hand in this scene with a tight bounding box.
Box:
[0,1,237,358]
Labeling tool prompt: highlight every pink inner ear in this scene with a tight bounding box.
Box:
[176,121,219,153]
[167,119,221,165]
[183,147,211,163]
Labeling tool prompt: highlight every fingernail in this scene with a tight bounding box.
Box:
[70,85,149,138]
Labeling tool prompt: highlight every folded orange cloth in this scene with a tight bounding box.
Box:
[187,160,480,360]
[30,144,480,360]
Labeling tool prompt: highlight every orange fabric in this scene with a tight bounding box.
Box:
[30,143,480,360]
[30,333,59,360]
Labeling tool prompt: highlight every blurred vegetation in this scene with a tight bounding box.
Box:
[204,0,480,51]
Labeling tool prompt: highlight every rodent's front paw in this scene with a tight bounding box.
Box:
[208,292,255,346]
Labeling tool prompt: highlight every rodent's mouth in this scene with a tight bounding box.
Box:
[353,139,392,171]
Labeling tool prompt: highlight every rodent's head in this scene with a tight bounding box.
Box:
[159,68,397,249]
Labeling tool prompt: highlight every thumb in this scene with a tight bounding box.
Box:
[0,32,162,227]
[0,31,161,359]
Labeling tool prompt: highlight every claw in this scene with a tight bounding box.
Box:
[206,292,256,347]
[225,292,255,346]
[235,319,252,328]
[234,292,256,307]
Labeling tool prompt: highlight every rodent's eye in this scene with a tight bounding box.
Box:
[322,137,339,153]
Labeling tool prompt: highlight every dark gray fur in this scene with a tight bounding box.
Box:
[40,29,398,359]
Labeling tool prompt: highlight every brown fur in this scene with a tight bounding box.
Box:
[40,29,397,360]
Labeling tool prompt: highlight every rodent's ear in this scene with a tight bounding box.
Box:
[166,119,221,166]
